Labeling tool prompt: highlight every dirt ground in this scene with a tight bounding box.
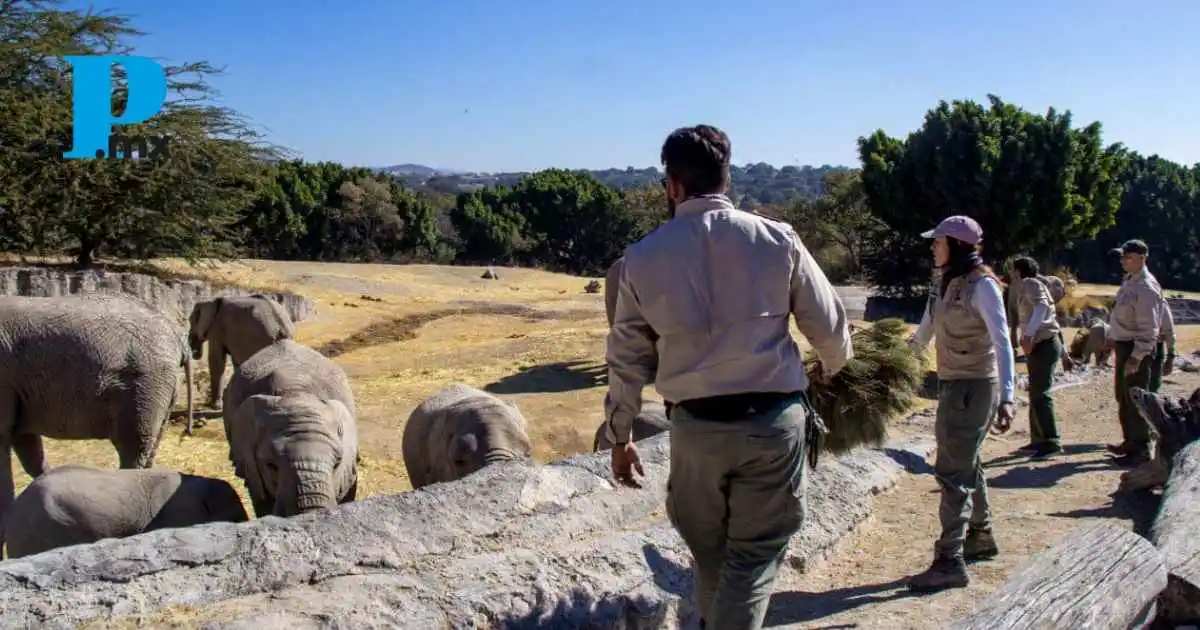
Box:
[10,257,1200,627]
[764,369,1200,629]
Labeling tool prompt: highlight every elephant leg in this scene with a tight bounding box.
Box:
[207,344,227,409]
[111,378,172,469]
[0,388,16,526]
[11,434,45,478]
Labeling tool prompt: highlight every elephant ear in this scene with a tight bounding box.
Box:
[230,394,276,506]
[191,298,224,341]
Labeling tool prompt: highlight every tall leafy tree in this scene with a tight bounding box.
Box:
[857,95,1126,295]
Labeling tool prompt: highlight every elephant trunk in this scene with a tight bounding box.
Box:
[484,449,518,465]
[285,466,337,515]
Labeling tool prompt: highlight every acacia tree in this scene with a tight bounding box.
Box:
[857,95,1126,295]
[0,0,274,266]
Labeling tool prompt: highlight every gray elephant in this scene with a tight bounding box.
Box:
[402,383,533,489]
[592,397,671,451]
[189,295,295,410]
[0,464,247,559]
[1068,318,1112,367]
[223,339,358,517]
[605,256,625,327]
[0,294,191,526]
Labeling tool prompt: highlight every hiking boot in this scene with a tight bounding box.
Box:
[906,555,969,593]
[963,528,999,561]
[1031,442,1063,458]
[1112,451,1151,467]
[1107,441,1134,456]
[1016,442,1040,452]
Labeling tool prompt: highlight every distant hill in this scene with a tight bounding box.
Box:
[390,163,852,207]
[374,164,463,176]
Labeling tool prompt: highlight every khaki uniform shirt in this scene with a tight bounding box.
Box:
[604,194,853,443]
[1108,268,1163,362]
[1016,277,1061,344]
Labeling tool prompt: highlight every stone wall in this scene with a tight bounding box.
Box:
[0,267,315,326]
[0,430,936,629]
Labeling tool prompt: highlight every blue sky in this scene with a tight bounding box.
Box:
[68,0,1200,172]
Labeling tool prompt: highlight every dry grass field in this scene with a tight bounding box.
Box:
[11,259,1199,516]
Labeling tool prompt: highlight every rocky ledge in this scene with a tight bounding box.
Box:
[0,430,935,629]
[0,267,314,326]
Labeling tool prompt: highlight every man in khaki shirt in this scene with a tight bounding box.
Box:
[604,124,853,630]
[1105,239,1165,465]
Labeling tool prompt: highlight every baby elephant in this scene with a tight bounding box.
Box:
[593,397,671,451]
[228,392,359,518]
[403,383,533,489]
[1068,318,1112,367]
[1,465,248,559]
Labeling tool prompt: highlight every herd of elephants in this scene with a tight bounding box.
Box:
[0,289,674,561]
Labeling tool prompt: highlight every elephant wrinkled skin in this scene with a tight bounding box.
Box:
[403,383,534,489]
[592,397,670,451]
[0,464,248,559]
[223,340,358,517]
[0,295,190,526]
[189,295,295,412]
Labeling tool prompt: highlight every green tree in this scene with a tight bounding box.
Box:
[857,95,1126,295]
[784,170,883,281]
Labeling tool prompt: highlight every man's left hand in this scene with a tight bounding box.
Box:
[611,442,645,488]
[1019,335,1034,357]
[993,401,1015,434]
[811,360,831,385]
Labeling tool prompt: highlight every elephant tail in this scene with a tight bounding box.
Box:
[182,349,195,436]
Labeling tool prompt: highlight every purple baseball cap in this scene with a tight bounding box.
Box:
[921,215,983,245]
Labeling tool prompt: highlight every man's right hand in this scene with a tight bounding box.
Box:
[611,442,645,488]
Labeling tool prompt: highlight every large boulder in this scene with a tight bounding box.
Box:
[0,429,935,628]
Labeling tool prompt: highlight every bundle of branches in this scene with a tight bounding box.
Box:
[805,318,927,454]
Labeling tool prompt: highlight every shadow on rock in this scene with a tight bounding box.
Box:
[764,578,916,627]
[493,545,694,628]
[1048,487,1162,538]
[884,448,935,476]
[484,360,609,395]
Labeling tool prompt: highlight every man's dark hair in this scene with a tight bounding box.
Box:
[660,125,732,196]
[1011,255,1040,279]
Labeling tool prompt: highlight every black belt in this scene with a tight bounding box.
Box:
[674,390,802,422]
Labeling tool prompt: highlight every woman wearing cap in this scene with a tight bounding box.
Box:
[907,215,1016,593]
[1105,239,1167,466]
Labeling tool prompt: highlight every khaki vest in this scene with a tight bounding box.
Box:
[1016,277,1061,344]
[934,270,999,380]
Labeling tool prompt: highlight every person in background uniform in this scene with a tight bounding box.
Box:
[1149,297,1177,392]
[604,124,853,630]
[1010,256,1064,457]
[1105,239,1165,466]
[907,215,1016,593]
